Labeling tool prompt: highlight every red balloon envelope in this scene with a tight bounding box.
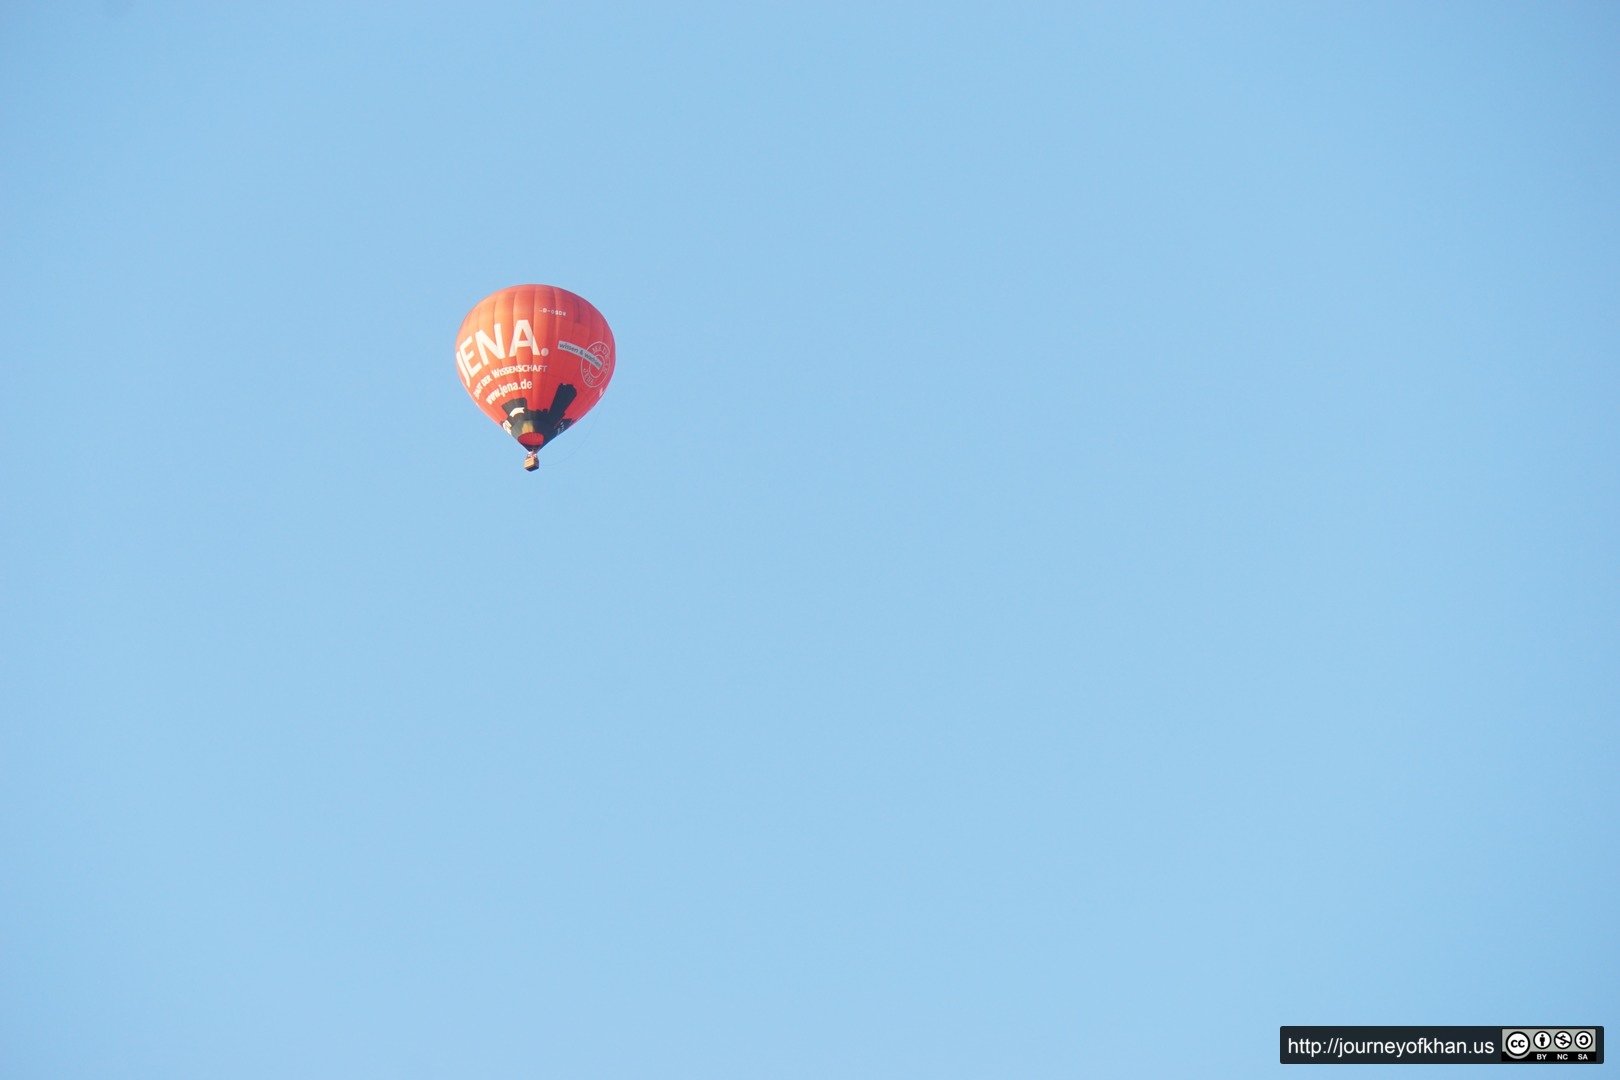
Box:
[454,284,615,466]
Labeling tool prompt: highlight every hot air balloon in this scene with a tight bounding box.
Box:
[454,285,616,471]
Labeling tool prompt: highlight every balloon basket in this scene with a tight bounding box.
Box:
[523,453,539,472]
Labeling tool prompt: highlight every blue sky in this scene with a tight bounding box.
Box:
[2,2,1616,1077]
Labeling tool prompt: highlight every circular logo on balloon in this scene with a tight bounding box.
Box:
[557,339,614,391]
[582,341,613,390]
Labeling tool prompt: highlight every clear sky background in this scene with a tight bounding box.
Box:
[2,3,1616,1077]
